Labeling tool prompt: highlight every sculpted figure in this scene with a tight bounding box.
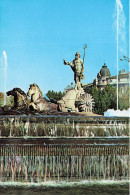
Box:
[27,83,57,112]
[6,88,28,109]
[64,52,85,90]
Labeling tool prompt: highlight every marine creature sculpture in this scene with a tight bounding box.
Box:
[6,88,28,109]
[27,83,57,112]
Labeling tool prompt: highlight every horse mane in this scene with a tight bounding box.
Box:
[13,88,26,96]
[31,83,43,97]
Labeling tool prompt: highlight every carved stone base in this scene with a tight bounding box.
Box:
[58,87,94,112]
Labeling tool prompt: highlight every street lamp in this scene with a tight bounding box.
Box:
[120,56,130,62]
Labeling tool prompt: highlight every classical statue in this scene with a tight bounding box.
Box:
[59,45,94,113]
[63,52,85,90]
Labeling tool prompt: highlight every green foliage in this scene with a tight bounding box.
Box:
[0,92,4,107]
[46,90,65,102]
[84,85,129,115]
[118,86,129,110]
[84,85,117,114]
[100,85,117,110]
[0,92,14,107]
[6,96,14,106]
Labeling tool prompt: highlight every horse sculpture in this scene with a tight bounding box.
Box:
[27,83,57,112]
[6,88,28,109]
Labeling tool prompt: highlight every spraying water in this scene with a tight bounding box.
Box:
[104,0,129,117]
[114,0,127,110]
[104,108,130,117]
[115,0,127,54]
[116,0,119,110]
[3,51,7,106]
[0,51,8,106]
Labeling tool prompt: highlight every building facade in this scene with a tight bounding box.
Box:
[93,63,130,90]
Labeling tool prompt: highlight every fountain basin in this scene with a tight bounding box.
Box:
[0,116,129,137]
[0,116,129,184]
[0,180,129,195]
[0,137,128,156]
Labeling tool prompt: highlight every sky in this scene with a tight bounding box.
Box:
[0,0,129,95]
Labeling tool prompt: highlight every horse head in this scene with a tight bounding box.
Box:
[27,83,43,102]
[7,88,26,96]
[27,84,58,112]
[6,88,27,107]
[27,84,36,97]
[6,89,14,96]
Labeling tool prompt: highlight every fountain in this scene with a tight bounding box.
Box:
[0,50,129,193]
[0,51,8,106]
[104,0,129,117]
[0,115,129,194]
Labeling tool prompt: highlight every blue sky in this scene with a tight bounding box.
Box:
[0,0,129,95]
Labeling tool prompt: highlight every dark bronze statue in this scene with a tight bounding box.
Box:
[6,88,27,108]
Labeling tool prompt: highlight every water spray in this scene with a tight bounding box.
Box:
[116,0,119,110]
[115,0,127,110]
[1,51,8,106]
[105,0,128,116]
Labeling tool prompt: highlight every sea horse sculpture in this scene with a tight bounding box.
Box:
[27,83,57,112]
[6,88,28,109]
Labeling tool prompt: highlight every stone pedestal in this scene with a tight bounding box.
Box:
[58,87,94,112]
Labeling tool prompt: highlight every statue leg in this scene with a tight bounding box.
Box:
[29,102,37,111]
[75,75,81,90]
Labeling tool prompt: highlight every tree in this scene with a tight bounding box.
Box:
[0,92,4,107]
[118,86,129,110]
[99,85,117,114]
[6,96,14,107]
[46,90,65,102]
[0,92,14,107]
[84,85,117,115]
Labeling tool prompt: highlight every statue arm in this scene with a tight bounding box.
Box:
[63,59,74,67]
